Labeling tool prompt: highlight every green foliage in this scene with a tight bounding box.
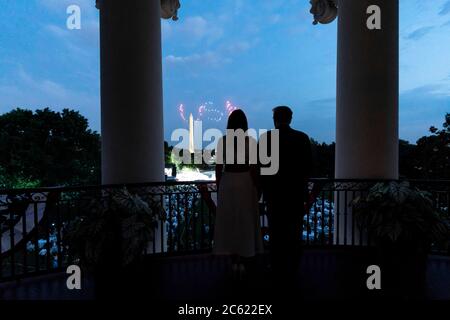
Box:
[164,141,173,165]
[0,108,100,188]
[0,165,41,188]
[310,139,335,178]
[309,114,450,179]
[400,113,450,179]
[64,188,163,269]
[352,181,449,247]
[167,147,214,172]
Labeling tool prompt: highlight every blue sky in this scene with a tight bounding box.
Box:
[0,0,449,144]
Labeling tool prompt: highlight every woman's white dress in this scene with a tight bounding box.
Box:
[213,136,264,257]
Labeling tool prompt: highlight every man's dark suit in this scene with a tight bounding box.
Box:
[259,125,313,283]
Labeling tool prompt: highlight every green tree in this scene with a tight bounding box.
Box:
[0,108,101,188]
[399,139,417,179]
[410,113,450,179]
[310,139,335,178]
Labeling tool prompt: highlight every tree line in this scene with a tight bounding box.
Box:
[0,108,448,188]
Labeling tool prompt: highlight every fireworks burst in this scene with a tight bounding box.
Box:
[177,100,240,123]
[197,104,206,120]
[178,104,186,122]
[200,101,224,122]
[225,100,238,115]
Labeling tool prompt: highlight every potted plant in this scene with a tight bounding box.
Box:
[64,187,163,299]
[352,181,449,299]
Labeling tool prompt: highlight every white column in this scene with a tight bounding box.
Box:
[334,0,399,244]
[99,0,165,184]
[335,0,399,180]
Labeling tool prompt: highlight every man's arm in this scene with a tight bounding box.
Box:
[304,134,313,179]
[257,131,271,193]
[215,164,223,187]
[215,136,224,187]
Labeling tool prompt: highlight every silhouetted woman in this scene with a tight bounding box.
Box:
[213,109,263,278]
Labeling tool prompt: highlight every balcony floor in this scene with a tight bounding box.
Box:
[1,248,449,300]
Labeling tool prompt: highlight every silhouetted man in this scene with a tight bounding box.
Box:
[259,106,312,292]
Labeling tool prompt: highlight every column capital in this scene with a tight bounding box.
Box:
[161,0,181,21]
[309,0,338,25]
[96,0,181,21]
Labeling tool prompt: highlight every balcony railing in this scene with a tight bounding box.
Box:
[0,179,449,282]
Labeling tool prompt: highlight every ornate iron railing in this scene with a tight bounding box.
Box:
[0,179,449,282]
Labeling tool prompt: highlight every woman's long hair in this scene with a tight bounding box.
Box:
[226,109,248,132]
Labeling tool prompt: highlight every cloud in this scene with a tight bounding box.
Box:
[165,51,231,67]
[0,66,100,130]
[15,66,69,99]
[39,0,97,16]
[302,98,336,119]
[45,24,66,37]
[399,84,450,142]
[402,81,450,98]
[306,98,336,107]
[163,16,224,44]
[165,38,258,69]
[269,14,281,24]
[184,16,220,40]
[442,19,450,27]
[405,26,434,40]
[44,19,99,54]
[440,1,450,15]
[40,0,99,51]
[223,39,259,54]
[404,84,439,95]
